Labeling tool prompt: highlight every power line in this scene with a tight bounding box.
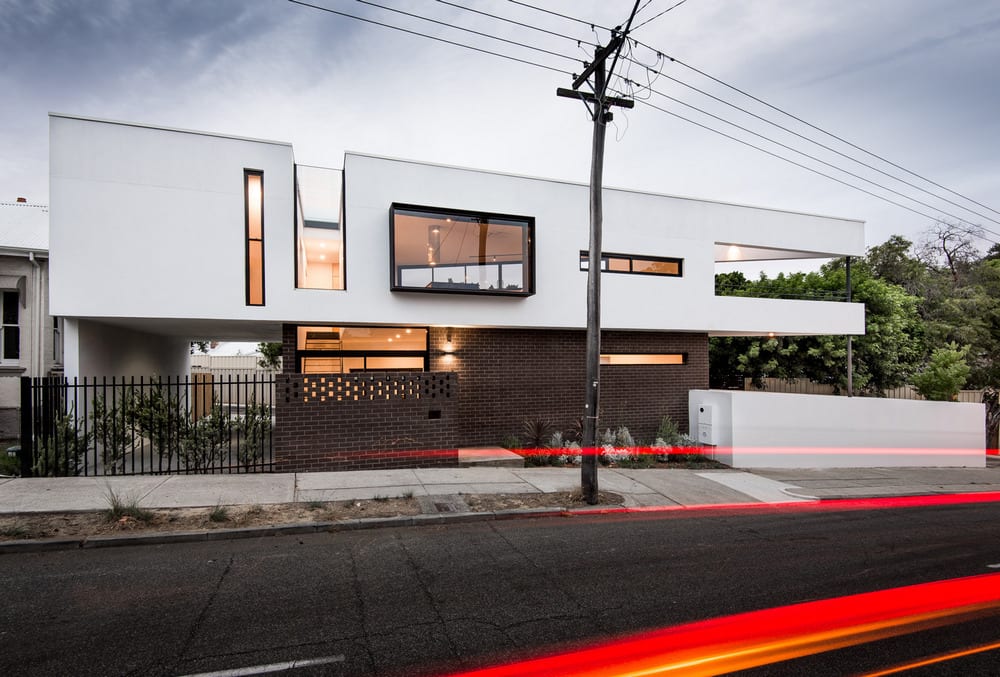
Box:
[499,1,999,222]
[506,0,611,32]
[630,97,1000,247]
[354,0,576,64]
[434,0,598,49]
[629,38,1000,219]
[632,0,690,31]
[626,79,1000,233]
[290,0,996,241]
[614,51,1000,228]
[287,0,572,76]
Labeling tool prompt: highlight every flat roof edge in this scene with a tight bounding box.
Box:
[49,113,294,149]
[344,151,866,225]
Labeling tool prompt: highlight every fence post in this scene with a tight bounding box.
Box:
[19,376,33,477]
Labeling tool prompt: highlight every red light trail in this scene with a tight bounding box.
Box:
[444,573,1000,677]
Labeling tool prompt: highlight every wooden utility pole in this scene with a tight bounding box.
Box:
[557,3,639,504]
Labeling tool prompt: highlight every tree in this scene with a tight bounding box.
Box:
[257,342,282,370]
[917,221,983,285]
[912,343,971,401]
[710,261,924,395]
[862,235,928,296]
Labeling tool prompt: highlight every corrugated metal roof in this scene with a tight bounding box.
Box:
[0,201,49,252]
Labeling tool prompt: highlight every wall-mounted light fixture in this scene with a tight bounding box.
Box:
[443,328,455,354]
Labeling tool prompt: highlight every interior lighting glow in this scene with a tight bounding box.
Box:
[727,244,741,260]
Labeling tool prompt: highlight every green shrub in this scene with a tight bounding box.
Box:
[913,343,971,401]
[33,408,90,477]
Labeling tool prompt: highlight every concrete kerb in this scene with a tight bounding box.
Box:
[0,507,593,554]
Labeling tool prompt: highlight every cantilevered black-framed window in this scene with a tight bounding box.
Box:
[295,325,429,374]
[244,169,265,306]
[579,251,683,277]
[390,203,535,296]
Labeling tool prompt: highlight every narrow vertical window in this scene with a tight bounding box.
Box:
[1,290,19,361]
[245,170,265,306]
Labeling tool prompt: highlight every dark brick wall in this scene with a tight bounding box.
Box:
[281,324,297,374]
[274,371,458,472]
[428,327,708,445]
[276,324,708,469]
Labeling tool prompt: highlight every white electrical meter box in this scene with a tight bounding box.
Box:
[696,405,717,445]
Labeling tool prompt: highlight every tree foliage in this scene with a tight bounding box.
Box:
[912,343,970,401]
[257,342,282,370]
[711,221,1000,394]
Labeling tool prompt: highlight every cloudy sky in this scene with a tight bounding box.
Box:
[2,0,999,264]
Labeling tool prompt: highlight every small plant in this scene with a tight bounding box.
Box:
[33,408,91,477]
[656,416,683,445]
[237,394,272,470]
[1,523,29,539]
[103,487,154,523]
[373,494,389,502]
[305,500,325,511]
[521,419,555,449]
[401,490,414,499]
[599,426,638,465]
[209,502,230,523]
[92,391,140,475]
[500,434,521,450]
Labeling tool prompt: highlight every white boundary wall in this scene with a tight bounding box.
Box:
[688,390,985,468]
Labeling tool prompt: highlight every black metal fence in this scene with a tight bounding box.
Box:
[19,375,275,477]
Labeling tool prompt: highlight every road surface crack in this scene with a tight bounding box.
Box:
[395,533,462,658]
[172,554,234,670]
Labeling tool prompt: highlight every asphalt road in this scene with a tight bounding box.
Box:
[3,503,1000,676]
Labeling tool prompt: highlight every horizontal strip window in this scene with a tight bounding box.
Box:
[580,251,682,277]
[391,203,535,296]
[600,353,686,366]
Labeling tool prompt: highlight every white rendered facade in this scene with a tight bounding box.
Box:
[50,114,865,379]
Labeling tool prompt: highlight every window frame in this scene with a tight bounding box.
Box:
[244,169,265,306]
[295,325,430,374]
[390,202,536,297]
[579,251,683,278]
[0,290,19,364]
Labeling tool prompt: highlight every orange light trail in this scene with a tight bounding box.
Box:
[858,639,1000,676]
[443,573,1000,677]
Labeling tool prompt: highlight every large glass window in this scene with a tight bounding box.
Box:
[580,251,682,277]
[1,291,18,362]
[244,170,264,306]
[296,326,428,374]
[296,165,344,290]
[390,203,534,296]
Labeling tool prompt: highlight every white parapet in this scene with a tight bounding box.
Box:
[688,389,986,468]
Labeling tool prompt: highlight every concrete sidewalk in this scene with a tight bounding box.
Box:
[2,462,1000,514]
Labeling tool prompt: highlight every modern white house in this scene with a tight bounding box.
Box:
[49,113,869,470]
[0,199,60,438]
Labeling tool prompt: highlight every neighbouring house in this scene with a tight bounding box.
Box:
[0,198,60,439]
[49,113,865,471]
